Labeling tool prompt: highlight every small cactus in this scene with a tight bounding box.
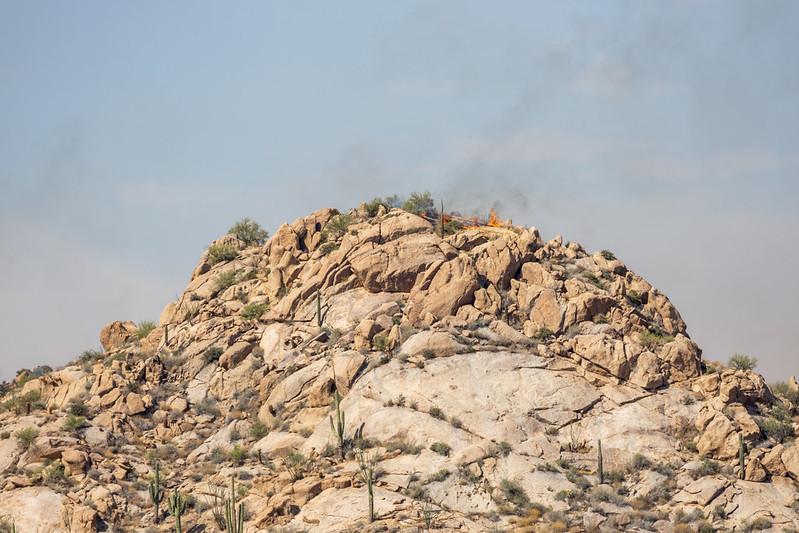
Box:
[357,449,376,522]
[149,461,164,524]
[329,389,346,460]
[167,488,187,533]
[597,439,604,484]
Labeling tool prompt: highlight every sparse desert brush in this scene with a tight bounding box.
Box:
[240,302,268,320]
[729,353,758,371]
[134,320,157,339]
[208,243,239,265]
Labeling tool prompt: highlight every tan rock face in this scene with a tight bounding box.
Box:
[783,444,799,480]
[99,320,138,352]
[17,206,793,532]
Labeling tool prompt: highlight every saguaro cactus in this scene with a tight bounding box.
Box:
[739,433,747,479]
[168,488,187,533]
[597,440,604,484]
[149,461,164,523]
[357,449,375,522]
[329,389,346,459]
[224,476,244,533]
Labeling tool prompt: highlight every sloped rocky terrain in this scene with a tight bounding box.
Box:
[1,203,798,532]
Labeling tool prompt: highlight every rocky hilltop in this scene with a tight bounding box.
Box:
[1,202,798,532]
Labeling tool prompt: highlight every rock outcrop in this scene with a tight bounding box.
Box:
[0,203,796,532]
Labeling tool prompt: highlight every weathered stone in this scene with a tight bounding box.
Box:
[99,320,138,352]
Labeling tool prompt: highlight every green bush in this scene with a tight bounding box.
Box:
[600,250,617,261]
[758,406,794,443]
[428,407,445,420]
[626,290,644,306]
[364,198,388,217]
[321,214,354,242]
[385,440,422,455]
[216,270,239,291]
[497,441,512,457]
[68,398,88,416]
[135,320,157,340]
[430,442,451,456]
[729,353,758,371]
[428,469,450,482]
[402,191,436,216]
[229,445,248,465]
[499,479,530,508]
[534,328,554,341]
[63,415,86,433]
[250,422,268,440]
[228,218,269,246]
[241,302,268,320]
[208,243,239,265]
[204,346,224,363]
[638,329,674,351]
[16,426,39,451]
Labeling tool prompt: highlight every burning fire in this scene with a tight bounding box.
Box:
[461,208,512,230]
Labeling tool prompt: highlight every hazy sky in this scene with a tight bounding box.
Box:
[1,1,797,382]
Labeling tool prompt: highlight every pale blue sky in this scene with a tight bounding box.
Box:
[1,1,797,380]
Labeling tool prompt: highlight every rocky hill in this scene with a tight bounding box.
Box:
[1,203,798,532]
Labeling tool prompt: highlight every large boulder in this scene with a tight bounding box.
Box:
[99,320,138,352]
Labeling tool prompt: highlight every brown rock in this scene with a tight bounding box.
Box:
[530,289,565,334]
[99,320,138,352]
[782,444,799,479]
[219,341,255,369]
[744,457,768,482]
[61,449,89,476]
[406,256,479,323]
[761,444,787,477]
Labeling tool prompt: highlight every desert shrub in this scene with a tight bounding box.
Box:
[692,458,721,479]
[283,451,306,481]
[402,191,436,216]
[591,486,625,506]
[321,214,353,242]
[497,441,512,457]
[535,462,559,473]
[450,416,464,429]
[63,415,86,433]
[241,302,268,320]
[216,270,238,291]
[385,440,422,455]
[729,353,758,371]
[228,218,268,246]
[626,290,644,306]
[250,421,268,440]
[364,197,388,217]
[229,445,247,465]
[16,426,38,451]
[318,241,339,256]
[428,407,445,420]
[78,349,104,365]
[204,346,224,364]
[638,329,674,350]
[207,243,239,265]
[758,406,795,443]
[372,334,388,352]
[742,516,772,531]
[499,479,530,509]
[629,453,652,471]
[600,249,616,261]
[134,320,157,340]
[195,398,221,418]
[534,328,554,341]
[428,468,450,482]
[430,442,451,456]
[43,461,70,487]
